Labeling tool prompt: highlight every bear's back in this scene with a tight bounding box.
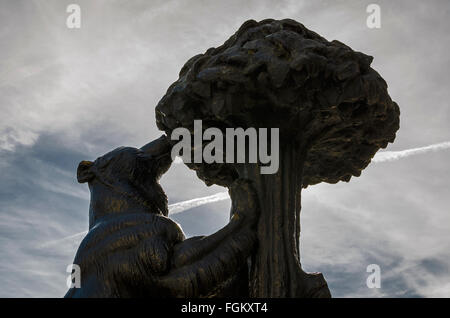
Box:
[69,211,185,297]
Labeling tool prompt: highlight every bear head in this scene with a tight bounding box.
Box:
[77,135,173,227]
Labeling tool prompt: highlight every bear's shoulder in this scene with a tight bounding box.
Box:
[74,212,185,273]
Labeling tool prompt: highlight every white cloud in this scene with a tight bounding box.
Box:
[1,0,450,298]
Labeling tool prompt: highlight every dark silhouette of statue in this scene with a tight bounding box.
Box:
[65,18,399,298]
[155,19,400,297]
[65,136,258,297]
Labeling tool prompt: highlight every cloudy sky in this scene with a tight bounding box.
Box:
[1,0,449,298]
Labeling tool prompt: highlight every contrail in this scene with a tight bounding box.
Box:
[38,231,88,248]
[39,191,230,247]
[168,191,229,214]
[372,141,450,163]
[40,141,450,248]
[174,142,450,164]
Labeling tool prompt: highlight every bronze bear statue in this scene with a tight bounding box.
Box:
[65,135,258,297]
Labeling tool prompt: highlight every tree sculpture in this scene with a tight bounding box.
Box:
[155,19,400,297]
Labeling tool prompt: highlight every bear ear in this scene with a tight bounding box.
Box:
[77,161,94,183]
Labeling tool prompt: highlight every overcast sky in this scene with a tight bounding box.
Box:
[1,0,449,297]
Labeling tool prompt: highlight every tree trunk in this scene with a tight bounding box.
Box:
[233,140,331,297]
